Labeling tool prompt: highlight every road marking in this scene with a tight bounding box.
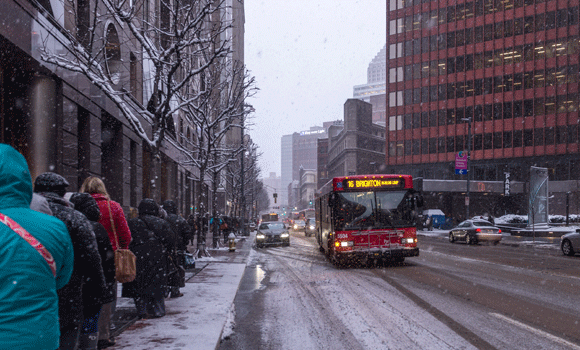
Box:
[421,250,580,282]
[490,313,580,349]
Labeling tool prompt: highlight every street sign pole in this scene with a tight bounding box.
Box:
[465,118,472,220]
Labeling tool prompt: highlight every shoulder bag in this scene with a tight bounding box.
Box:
[108,201,136,283]
[0,212,57,276]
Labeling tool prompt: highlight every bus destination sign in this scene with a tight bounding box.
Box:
[342,178,404,190]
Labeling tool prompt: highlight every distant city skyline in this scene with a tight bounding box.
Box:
[244,0,387,176]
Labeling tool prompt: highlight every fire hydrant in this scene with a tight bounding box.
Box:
[228,232,236,252]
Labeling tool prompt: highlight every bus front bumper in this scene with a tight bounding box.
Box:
[337,247,420,259]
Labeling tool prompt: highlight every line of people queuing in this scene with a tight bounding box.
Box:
[0,144,193,350]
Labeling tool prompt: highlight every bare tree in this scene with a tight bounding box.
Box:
[224,141,261,221]
[39,0,231,198]
[167,57,256,254]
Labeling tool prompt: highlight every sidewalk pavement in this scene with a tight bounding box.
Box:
[110,233,253,350]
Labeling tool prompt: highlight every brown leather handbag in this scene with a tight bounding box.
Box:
[108,201,136,283]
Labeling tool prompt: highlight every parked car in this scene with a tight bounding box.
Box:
[304,218,316,237]
[561,229,580,256]
[448,219,502,245]
[256,222,290,248]
[292,219,306,232]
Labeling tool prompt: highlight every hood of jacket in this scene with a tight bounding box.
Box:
[69,192,101,222]
[138,198,159,217]
[161,200,177,215]
[38,192,74,208]
[0,144,33,210]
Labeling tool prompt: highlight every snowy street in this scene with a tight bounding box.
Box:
[220,230,580,350]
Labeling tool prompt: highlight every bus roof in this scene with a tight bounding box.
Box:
[318,174,413,196]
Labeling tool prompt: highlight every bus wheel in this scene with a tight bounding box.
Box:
[334,255,347,268]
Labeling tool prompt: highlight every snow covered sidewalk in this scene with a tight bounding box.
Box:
[112,262,246,350]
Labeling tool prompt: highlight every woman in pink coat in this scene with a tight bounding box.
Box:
[80,176,131,349]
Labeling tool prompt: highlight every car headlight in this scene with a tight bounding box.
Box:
[281,233,289,238]
[309,225,315,230]
[256,234,265,239]
[293,225,298,229]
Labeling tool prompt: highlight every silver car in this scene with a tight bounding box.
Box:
[449,219,502,245]
[561,229,580,256]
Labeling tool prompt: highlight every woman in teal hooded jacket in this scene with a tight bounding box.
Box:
[0,144,74,350]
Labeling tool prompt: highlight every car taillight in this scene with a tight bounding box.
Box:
[476,228,481,232]
[498,229,501,233]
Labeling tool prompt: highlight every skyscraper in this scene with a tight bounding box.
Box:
[386,0,580,216]
[354,44,387,124]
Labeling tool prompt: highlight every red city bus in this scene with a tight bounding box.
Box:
[315,174,423,267]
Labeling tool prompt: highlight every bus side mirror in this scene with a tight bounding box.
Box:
[416,195,424,208]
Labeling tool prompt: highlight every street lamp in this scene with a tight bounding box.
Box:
[461,117,472,220]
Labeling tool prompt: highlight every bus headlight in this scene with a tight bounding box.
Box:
[402,237,416,244]
[340,241,354,247]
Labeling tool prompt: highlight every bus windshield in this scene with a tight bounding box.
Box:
[332,190,416,230]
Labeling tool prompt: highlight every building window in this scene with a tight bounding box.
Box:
[493,132,503,148]
[412,139,421,155]
[447,136,455,153]
[534,128,544,146]
[456,135,464,151]
[503,131,512,148]
[484,133,493,149]
[524,129,534,146]
[556,126,567,144]
[568,125,578,143]
[473,134,483,150]
[438,137,446,153]
[429,138,437,154]
[513,130,523,147]
[545,127,555,145]
[105,24,121,84]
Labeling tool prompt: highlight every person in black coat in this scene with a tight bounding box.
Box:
[69,192,115,350]
[34,173,106,350]
[122,198,176,318]
[161,200,192,298]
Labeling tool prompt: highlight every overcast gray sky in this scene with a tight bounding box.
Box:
[244,0,386,178]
